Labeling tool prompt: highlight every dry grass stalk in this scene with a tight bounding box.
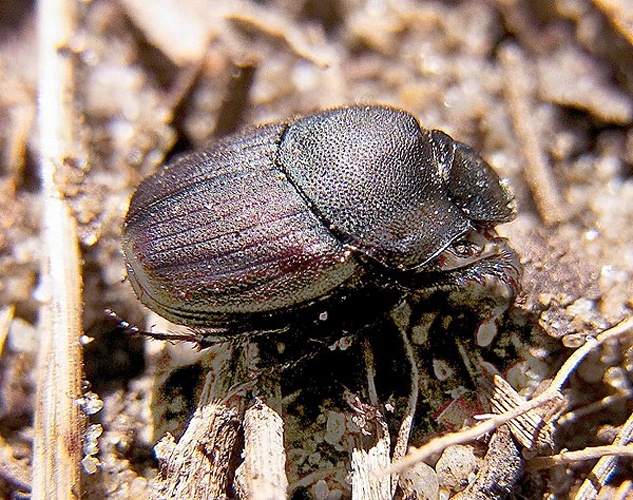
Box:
[527,445,633,470]
[32,0,85,498]
[500,43,568,225]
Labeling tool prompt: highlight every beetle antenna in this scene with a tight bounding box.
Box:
[104,308,218,346]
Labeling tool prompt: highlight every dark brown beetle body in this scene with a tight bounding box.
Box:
[123,105,519,331]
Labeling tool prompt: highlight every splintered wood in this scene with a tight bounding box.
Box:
[153,400,241,499]
[350,417,392,500]
[4,1,633,499]
[489,374,560,454]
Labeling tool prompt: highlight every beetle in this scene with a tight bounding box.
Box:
[123,105,521,338]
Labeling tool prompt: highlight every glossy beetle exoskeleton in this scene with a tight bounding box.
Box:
[123,105,521,334]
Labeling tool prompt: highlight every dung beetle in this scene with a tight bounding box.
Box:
[123,105,521,337]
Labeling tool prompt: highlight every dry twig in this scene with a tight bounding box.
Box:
[33,0,85,498]
[528,445,633,470]
[349,340,393,499]
[235,399,289,499]
[350,416,392,500]
[390,329,420,496]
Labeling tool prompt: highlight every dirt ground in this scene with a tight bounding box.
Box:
[1,0,632,499]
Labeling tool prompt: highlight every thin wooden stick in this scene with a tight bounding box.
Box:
[391,329,419,495]
[33,0,84,498]
[223,341,288,500]
[500,43,567,225]
[351,418,392,500]
[349,340,392,499]
[528,445,633,470]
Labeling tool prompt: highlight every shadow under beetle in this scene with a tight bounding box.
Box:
[123,105,521,341]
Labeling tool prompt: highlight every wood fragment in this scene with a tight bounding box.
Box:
[349,344,392,499]
[391,329,419,494]
[152,372,242,500]
[573,410,633,500]
[489,374,559,453]
[350,416,392,500]
[33,0,85,498]
[235,398,289,500]
[500,43,567,225]
[452,426,522,500]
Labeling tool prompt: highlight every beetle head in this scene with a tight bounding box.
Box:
[431,130,516,224]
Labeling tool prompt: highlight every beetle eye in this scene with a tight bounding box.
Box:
[451,240,483,257]
[434,230,498,271]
